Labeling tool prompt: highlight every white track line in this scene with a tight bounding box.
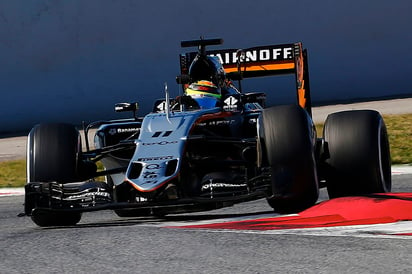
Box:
[191,221,412,240]
[0,187,24,197]
[392,165,412,175]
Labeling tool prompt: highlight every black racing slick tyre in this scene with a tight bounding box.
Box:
[259,105,319,213]
[323,110,391,198]
[27,123,83,226]
[30,210,82,227]
[28,123,81,183]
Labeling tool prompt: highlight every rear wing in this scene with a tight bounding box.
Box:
[179,42,312,115]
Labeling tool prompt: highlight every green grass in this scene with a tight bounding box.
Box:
[315,113,412,165]
[1,113,411,188]
[0,160,105,188]
[383,114,412,164]
[0,160,26,187]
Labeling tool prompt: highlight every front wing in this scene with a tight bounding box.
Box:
[24,180,270,216]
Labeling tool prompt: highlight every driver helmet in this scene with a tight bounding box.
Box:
[189,56,226,85]
[185,80,221,109]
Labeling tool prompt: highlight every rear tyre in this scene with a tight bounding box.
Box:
[27,123,83,226]
[259,105,319,213]
[323,110,391,198]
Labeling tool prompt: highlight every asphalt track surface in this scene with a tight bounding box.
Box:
[0,99,411,273]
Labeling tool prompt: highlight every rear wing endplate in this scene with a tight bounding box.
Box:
[179,42,312,115]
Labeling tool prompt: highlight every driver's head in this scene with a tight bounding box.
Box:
[188,56,226,86]
[185,80,221,109]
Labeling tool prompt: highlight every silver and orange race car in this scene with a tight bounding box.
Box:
[23,38,391,227]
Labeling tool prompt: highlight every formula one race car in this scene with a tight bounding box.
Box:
[23,38,392,227]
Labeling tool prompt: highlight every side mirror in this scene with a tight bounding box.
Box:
[115,102,139,113]
[176,74,191,84]
[227,72,243,81]
[241,93,266,107]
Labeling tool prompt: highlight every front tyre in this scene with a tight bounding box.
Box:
[259,105,319,213]
[323,110,391,198]
[30,210,82,227]
[27,123,83,226]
